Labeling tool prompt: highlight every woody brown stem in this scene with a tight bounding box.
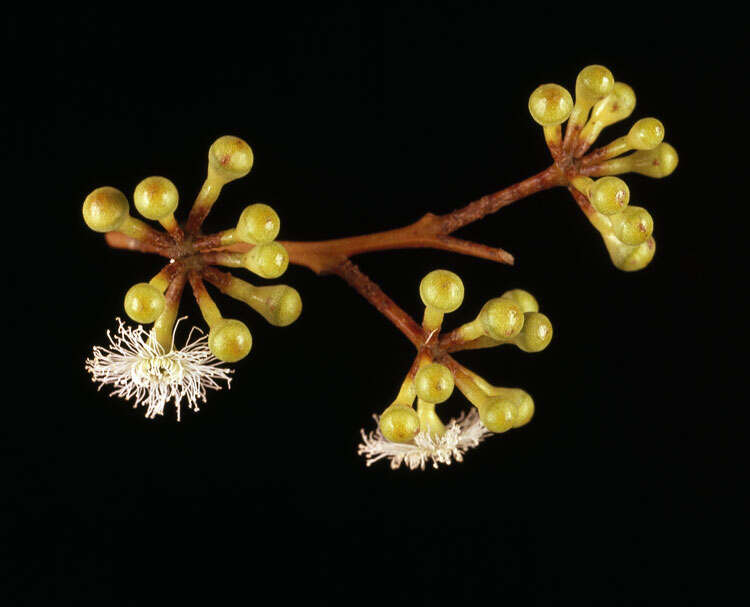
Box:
[334,260,425,348]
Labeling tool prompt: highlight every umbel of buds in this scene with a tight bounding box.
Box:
[358,270,552,470]
[84,64,678,469]
[84,136,302,419]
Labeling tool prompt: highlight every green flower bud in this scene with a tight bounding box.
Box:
[133,176,179,221]
[589,82,636,128]
[625,118,665,151]
[480,298,525,340]
[414,363,455,404]
[419,270,464,313]
[208,319,253,362]
[82,187,129,232]
[236,203,281,245]
[575,65,615,105]
[500,289,539,313]
[528,84,574,126]
[124,283,166,324]
[514,312,553,353]
[242,242,289,279]
[589,177,630,216]
[616,237,656,272]
[478,398,517,433]
[379,404,420,443]
[208,135,254,183]
[610,206,653,246]
[629,143,679,178]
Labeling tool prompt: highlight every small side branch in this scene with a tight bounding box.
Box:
[333,260,425,348]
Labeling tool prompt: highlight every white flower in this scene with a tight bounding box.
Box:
[357,408,491,470]
[85,318,233,421]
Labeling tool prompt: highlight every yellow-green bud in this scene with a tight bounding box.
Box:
[512,390,535,428]
[515,312,553,352]
[82,187,129,232]
[528,84,574,126]
[133,176,179,221]
[259,285,302,327]
[589,176,630,216]
[242,242,289,279]
[610,206,653,246]
[479,398,517,433]
[575,65,615,105]
[236,203,281,245]
[379,404,420,443]
[480,298,525,340]
[208,319,253,362]
[124,283,166,324]
[414,363,455,404]
[500,289,539,313]
[629,143,679,178]
[419,270,464,313]
[616,237,656,272]
[626,118,665,151]
[589,82,636,128]
[208,135,254,183]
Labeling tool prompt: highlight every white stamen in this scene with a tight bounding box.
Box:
[85,318,233,421]
[357,408,491,470]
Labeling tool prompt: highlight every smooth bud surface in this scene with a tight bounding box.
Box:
[616,237,656,271]
[419,270,464,313]
[528,84,573,126]
[124,283,165,324]
[208,136,254,182]
[500,289,539,314]
[480,298,525,340]
[630,143,679,178]
[479,398,517,433]
[515,312,553,352]
[611,206,654,246]
[133,176,179,220]
[626,118,665,151]
[236,203,281,245]
[82,187,129,232]
[208,319,253,362]
[575,65,615,104]
[589,177,630,216]
[243,242,289,279]
[589,82,636,127]
[379,404,420,443]
[414,363,455,404]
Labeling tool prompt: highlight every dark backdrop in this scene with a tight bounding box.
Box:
[5,6,743,605]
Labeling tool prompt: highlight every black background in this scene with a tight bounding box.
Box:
[5,5,744,605]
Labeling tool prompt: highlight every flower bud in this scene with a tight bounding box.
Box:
[480,298,525,340]
[82,187,129,232]
[236,203,281,245]
[588,82,636,128]
[379,404,420,443]
[133,176,179,221]
[208,319,253,362]
[478,398,517,433]
[610,206,653,246]
[625,118,664,151]
[419,270,464,313]
[415,363,455,404]
[615,237,656,272]
[500,289,539,313]
[528,84,574,126]
[629,143,679,178]
[124,283,166,324]
[242,242,289,279]
[208,136,254,183]
[575,65,615,106]
[514,312,553,353]
[589,176,630,216]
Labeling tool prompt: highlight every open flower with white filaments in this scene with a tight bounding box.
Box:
[358,409,491,470]
[85,318,233,421]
